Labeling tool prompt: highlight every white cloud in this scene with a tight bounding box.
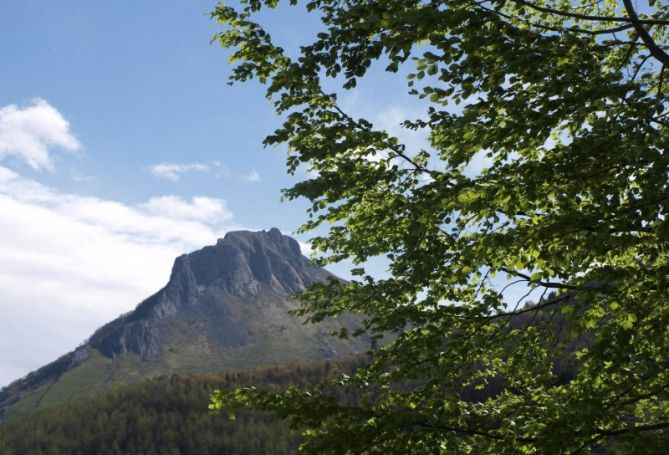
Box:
[463,149,494,178]
[243,170,261,182]
[338,91,430,165]
[140,195,232,224]
[149,162,210,181]
[0,167,240,387]
[151,162,259,183]
[211,161,231,179]
[298,241,314,257]
[338,91,496,177]
[373,106,428,155]
[0,99,80,170]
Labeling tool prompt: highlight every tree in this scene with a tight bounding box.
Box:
[209,0,669,452]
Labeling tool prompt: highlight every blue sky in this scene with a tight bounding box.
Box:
[0,1,522,387]
[0,0,429,386]
[0,0,307,215]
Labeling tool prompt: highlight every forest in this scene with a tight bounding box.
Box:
[0,357,362,455]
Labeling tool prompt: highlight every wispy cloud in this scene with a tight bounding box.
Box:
[338,90,429,163]
[140,195,232,224]
[298,241,313,257]
[211,161,231,179]
[149,162,210,181]
[243,170,261,183]
[0,99,80,170]
[0,167,241,387]
[150,161,258,183]
[338,90,493,175]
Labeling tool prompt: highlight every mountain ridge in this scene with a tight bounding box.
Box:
[0,228,366,422]
[87,228,332,360]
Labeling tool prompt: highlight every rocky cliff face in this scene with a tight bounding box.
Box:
[1,229,364,421]
[87,228,333,360]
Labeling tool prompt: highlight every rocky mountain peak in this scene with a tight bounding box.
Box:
[0,229,367,422]
[86,229,330,360]
[168,228,322,299]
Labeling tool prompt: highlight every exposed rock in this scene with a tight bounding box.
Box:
[87,228,331,360]
[1,229,366,422]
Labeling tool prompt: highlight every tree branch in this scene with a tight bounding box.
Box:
[483,293,573,320]
[512,0,669,26]
[595,421,669,436]
[500,267,578,290]
[622,0,669,67]
[412,420,536,442]
[477,3,634,37]
[615,39,639,73]
[322,89,439,179]
[658,65,666,97]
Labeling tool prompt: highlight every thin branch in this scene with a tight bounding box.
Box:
[472,267,492,302]
[477,3,634,38]
[571,23,634,36]
[512,0,669,26]
[595,421,669,436]
[603,364,669,411]
[525,287,550,328]
[321,89,438,179]
[615,39,639,73]
[500,267,578,290]
[412,419,536,442]
[659,65,666,97]
[631,54,652,82]
[622,0,669,67]
[487,284,538,340]
[621,95,669,127]
[483,293,572,320]
[500,279,527,293]
[414,415,669,443]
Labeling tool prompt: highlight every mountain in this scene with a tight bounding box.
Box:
[0,228,367,422]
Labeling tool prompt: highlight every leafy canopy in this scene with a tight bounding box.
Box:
[210,0,669,452]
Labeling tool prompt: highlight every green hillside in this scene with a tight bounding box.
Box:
[0,230,368,422]
[0,357,362,455]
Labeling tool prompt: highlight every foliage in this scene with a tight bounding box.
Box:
[208,0,669,453]
[0,358,361,455]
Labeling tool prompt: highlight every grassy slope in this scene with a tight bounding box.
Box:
[3,305,367,421]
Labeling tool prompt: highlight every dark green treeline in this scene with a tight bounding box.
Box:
[0,357,362,455]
